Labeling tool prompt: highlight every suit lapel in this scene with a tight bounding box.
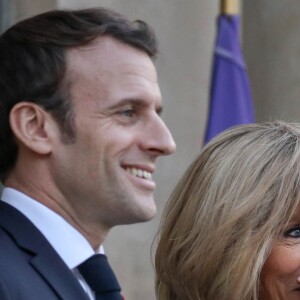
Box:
[30,253,89,300]
[0,202,89,300]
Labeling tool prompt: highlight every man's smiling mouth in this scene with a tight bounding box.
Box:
[125,167,152,180]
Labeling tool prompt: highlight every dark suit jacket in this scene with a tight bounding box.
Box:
[0,201,90,299]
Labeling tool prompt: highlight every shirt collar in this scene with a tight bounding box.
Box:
[1,187,104,269]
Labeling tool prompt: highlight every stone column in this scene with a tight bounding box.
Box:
[243,1,300,121]
[0,0,13,32]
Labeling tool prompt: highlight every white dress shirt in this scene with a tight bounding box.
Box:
[1,187,104,300]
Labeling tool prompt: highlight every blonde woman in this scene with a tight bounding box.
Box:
[155,121,300,300]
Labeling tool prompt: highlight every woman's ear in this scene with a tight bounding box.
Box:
[9,102,56,155]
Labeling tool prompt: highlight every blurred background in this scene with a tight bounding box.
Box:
[1,0,299,299]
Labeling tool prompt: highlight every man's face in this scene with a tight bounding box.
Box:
[50,37,175,230]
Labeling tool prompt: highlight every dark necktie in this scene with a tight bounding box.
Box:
[78,254,122,300]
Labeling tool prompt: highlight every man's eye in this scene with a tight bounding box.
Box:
[119,109,135,117]
[285,226,300,238]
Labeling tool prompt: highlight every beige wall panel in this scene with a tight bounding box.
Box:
[13,0,57,21]
[244,1,300,122]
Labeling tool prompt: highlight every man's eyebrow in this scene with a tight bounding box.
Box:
[108,98,163,113]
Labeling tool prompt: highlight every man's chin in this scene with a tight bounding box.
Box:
[124,205,157,225]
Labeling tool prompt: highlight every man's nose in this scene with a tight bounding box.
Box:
[139,115,176,156]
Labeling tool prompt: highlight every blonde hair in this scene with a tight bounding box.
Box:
[155,121,300,300]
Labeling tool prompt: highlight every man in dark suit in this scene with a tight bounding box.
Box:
[0,8,176,299]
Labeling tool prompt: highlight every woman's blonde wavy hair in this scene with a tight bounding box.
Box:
[155,121,300,300]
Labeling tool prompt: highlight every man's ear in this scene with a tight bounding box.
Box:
[9,102,56,155]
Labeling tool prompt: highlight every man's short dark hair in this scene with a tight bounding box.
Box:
[0,8,158,182]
